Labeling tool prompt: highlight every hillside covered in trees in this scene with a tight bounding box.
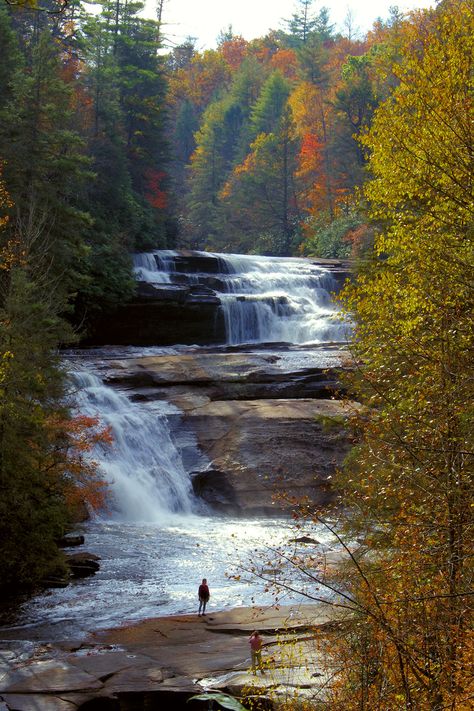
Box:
[0,0,421,331]
[0,0,472,708]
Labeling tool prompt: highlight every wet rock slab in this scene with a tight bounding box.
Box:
[187,398,356,513]
[0,605,343,710]
[84,347,356,515]
[101,346,350,402]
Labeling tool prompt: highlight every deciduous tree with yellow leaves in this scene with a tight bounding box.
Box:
[332,1,474,707]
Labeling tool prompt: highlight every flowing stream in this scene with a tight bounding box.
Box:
[133,251,347,345]
[1,252,347,640]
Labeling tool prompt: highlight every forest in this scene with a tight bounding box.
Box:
[0,0,473,708]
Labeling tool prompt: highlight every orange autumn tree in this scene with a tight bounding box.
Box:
[270,48,298,80]
[219,35,249,71]
[289,30,379,258]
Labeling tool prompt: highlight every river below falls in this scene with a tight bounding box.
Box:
[0,250,350,643]
[1,514,335,641]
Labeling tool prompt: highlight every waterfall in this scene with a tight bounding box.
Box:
[69,370,196,523]
[218,253,344,345]
[133,250,347,346]
[133,251,175,283]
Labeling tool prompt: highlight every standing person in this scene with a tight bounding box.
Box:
[249,630,265,674]
[198,578,210,616]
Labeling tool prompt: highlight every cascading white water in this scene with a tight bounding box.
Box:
[133,250,175,283]
[133,250,347,345]
[212,253,347,345]
[69,370,196,523]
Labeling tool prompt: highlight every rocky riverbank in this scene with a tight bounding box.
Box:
[0,604,347,710]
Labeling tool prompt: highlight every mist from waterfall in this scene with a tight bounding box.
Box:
[69,370,196,523]
[133,250,347,346]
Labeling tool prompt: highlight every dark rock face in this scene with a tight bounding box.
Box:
[66,553,101,578]
[56,535,85,548]
[191,469,239,509]
[83,298,225,347]
[308,257,353,287]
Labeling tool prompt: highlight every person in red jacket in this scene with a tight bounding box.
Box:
[198,578,210,616]
[249,630,265,674]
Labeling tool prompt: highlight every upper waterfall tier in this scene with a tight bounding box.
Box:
[133,250,349,346]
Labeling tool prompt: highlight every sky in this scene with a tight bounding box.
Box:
[151,0,435,50]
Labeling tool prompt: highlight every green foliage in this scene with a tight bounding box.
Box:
[218,111,301,255]
[75,0,171,322]
[0,27,91,294]
[314,413,347,430]
[282,0,334,47]
[174,99,198,170]
[185,59,279,248]
[302,210,363,258]
[0,5,22,110]
[186,97,235,247]
[250,71,291,138]
[0,266,71,591]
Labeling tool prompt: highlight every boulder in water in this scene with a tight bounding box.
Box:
[191,469,238,509]
[56,534,85,548]
[289,536,320,544]
[66,553,101,578]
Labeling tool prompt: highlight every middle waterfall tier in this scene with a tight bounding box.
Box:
[133,250,348,346]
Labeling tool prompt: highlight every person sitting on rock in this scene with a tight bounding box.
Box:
[249,630,265,674]
[198,578,210,616]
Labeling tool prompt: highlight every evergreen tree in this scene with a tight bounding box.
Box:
[283,0,334,47]
[186,98,233,247]
[220,107,301,255]
[0,266,70,590]
[0,26,91,296]
[250,71,291,138]
[0,5,22,110]
[74,0,171,324]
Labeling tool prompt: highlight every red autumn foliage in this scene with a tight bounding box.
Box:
[220,37,249,70]
[270,49,298,79]
[145,168,168,209]
[42,413,112,513]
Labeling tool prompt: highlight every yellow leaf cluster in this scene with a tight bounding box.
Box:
[334,2,474,707]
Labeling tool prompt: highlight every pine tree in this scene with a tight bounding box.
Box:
[283,0,334,47]
[0,25,91,296]
[250,71,291,138]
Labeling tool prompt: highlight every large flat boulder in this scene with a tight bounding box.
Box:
[0,605,348,710]
[187,398,355,513]
[102,346,349,403]
[1,659,103,693]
